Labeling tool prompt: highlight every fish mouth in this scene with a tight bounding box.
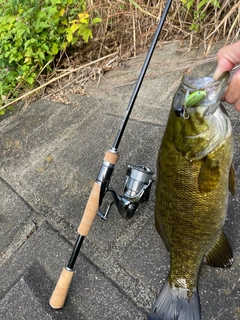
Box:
[175,72,231,160]
[182,72,229,113]
[184,107,232,160]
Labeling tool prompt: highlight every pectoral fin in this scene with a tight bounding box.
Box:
[198,157,220,193]
[205,232,233,268]
[229,162,236,195]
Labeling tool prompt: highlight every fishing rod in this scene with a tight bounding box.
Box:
[49,0,173,309]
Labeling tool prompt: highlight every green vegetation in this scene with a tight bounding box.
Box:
[0,0,101,114]
[84,1,239,58]
[0,0,239,115]
[181,0,220,31]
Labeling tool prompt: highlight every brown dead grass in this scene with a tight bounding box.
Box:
[4,0,240,108]
[44,0,239,102]
[84,0,240,60]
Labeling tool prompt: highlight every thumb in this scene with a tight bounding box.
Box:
[213,59,235,80]
[213,41,240,80]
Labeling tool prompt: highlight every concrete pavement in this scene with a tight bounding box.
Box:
[0,41,239,320]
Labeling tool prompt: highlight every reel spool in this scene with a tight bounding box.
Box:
[98,164,154,220]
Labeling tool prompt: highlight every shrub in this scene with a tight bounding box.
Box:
[181,0,220,31]
[0,0,101,114]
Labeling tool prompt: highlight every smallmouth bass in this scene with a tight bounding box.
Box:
[148,72,236,320]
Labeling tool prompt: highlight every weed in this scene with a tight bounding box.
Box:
[181,0,220,31]
[0,0,101,114]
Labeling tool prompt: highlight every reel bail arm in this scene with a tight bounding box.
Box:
[98,164,154,220]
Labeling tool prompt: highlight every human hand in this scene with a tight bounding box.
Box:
[213,41,240,111]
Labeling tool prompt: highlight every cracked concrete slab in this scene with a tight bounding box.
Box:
[0,41,239,320]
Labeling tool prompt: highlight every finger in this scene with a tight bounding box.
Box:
[234,96,240,112]
[224,69,240,109]
[213,58,235,80]
[213,41,240,80]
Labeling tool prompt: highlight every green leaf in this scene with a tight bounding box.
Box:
[51,42,59,54]
[38,21,50,29]
[61,41,68,50]
[51,0,61,4]
[82,29,92,43]
[186,0,194,10]
[71,37,78,45]
[26,76,35,85]
[70,23,79,33]
[211,0,220,8]
[38,51,45,60]
[79,17,88,25]
[91,17,102,25]
[67,33,73,43]
[24,38,37,49]
[198,0,206,10]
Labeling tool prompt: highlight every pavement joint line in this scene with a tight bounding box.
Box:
[0,175,36,214]
[105,112,166,127]
[0,221,38,267]
[0,167,157,310]
[78,240,156,311]
[0,171,81,245]
[78,249,151,313]
[0,41,239,319]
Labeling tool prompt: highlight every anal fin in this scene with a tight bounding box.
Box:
[205,232,233,268]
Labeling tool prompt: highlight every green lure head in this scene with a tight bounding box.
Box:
[184,90,207,108]
[173,72,230,160]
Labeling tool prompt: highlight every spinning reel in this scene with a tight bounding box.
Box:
[98,164,154,220]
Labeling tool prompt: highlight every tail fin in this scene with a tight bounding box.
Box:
[148,281,201,320]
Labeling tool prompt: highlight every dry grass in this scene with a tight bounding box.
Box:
[4,0,240,109]
[46,0,240,94]
[84,0,240,60]
[42,0,240,102]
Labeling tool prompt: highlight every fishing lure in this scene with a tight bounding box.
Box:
[174,89,207,118]
[185,90,207,108]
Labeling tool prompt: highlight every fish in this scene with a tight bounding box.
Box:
[148,71,236,320]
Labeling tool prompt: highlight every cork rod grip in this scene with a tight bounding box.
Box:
[49,268,74,309]
[104,150,119,164]
[78,181,100,236]
[78,150,119,236]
